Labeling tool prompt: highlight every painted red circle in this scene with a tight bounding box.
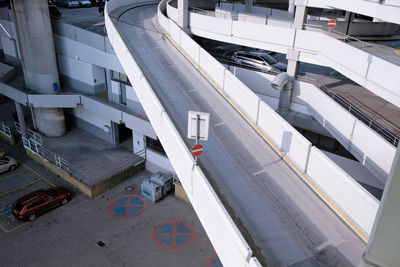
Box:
[207,253,223,267]
[108,194,147,219]
[328,19,336,28]
[153,220,195,250]
[191,144,204,157]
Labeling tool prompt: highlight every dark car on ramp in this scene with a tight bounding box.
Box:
[12,187,71,221]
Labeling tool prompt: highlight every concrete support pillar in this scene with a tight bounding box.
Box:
[293,4,308,30]
[178,0,188,32]
[245,0,252,13]
[12,0,66,137]
[110,121,119,147]
[34,108,66,137]
[14,101,27,138]
[133,131,145,154]
[277,81,293,115]
[288,0,295,18]
[286,49,300,77]
[359,147,400,267]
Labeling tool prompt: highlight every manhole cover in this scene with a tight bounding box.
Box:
[125,186,134,191]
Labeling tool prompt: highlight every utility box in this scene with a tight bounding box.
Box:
[150,172,174,197]
[141,172,174,203]
[141,179,162,202]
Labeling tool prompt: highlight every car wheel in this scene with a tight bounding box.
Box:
[9,165,16,171]
[28,213,36,221]
[61,198,68,205]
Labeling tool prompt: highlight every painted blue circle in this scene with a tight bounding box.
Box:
[109,195,146,218]
[211,256,223,267]
[154,221,194,249]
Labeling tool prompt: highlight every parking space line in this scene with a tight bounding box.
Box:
[19,161,56,187]
[4,222,30,233]
[0,178,41,198]
[0,173,16,182]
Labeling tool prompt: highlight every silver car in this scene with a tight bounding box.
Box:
[0,156,18,173]
[230,51,287,74]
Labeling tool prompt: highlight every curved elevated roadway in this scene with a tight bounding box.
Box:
[111,3,365,266]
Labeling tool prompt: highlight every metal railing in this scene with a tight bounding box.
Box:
[303,23,400,64]
[0,121,11,138]
[22,136,91,184]
[14,122,43,145]
[297,75,400,147]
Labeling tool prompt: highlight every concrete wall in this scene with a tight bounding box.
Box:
[170,5,400,109]
[160,3,379,238]
[106,1,261,265]
[68,108,113,144]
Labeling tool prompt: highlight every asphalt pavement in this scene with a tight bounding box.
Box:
[115,4,365,266]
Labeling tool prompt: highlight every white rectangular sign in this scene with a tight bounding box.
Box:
[188,111,210,141]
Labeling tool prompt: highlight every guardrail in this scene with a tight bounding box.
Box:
[106,1,261,266]
[0,121,11,138]
[22,134,146,186]
[303,23,399,65]
[160,0,379,241]
[14,122,43,145]
[297,76,400,147]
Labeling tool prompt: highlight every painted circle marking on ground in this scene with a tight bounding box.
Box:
[207,253,223,267]
[108,194,146,219]
[153,220,195,250]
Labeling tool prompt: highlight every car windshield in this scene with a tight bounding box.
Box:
[259,54,278,65]
[46,188,58,197]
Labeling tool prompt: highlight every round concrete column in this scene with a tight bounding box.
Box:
[33,108,66,137]
[12,0,66,137]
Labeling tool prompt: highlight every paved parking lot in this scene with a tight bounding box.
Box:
[0,139,218,267]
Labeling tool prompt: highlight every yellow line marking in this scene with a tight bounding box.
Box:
[0,173,16,182]
[394,50,400,56]
[5,222,30,233]
[19,161,56,187]
[155,17,369,243]
[0,178,41,197]
[0,222,9,233]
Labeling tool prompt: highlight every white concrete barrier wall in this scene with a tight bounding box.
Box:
[28,95,80,108]
[297,82,356,147]
[223,71,260,123]
[306,146,379,234]
[169,19,181,46]
[257,102,311,171]
[189,12,232,35]
[351,120,396,182]
[107,2,261,266]
[296,81,395,182]
[232,20,295,48]
[178,5,400,108]
[199,47,225,88]
[159,3,383,238]
[166,0,178,22]
[180,32,200,64]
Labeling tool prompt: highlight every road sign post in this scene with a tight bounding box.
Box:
[188,111,210,163]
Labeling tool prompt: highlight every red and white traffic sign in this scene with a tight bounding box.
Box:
[328,19,336,29]
[191,144,204,157]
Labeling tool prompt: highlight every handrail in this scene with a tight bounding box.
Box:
[297,75,400,147]
[303,23,399,63]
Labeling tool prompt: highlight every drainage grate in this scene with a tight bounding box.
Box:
[97,241,106,247]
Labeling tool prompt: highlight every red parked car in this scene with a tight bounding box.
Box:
[12,187,71,221]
